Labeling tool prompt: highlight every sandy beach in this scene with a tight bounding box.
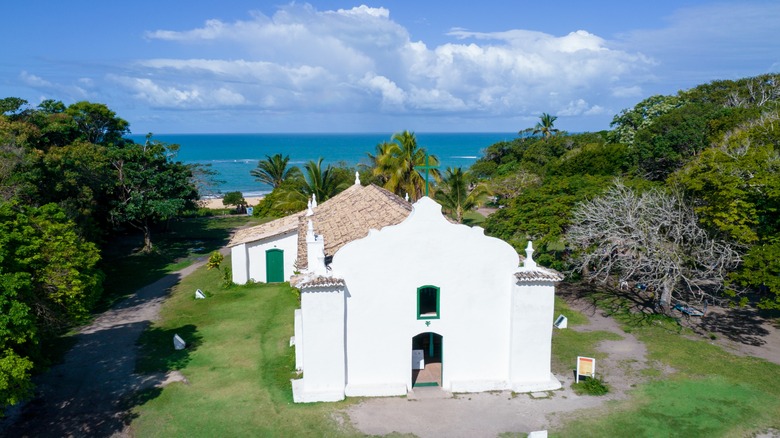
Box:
[200,196,264,209]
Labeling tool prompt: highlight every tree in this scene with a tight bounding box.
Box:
[632,103,735,180]
[532,113,560,139]
[608,94,686,146]
[64,101,129,145]
[222,191,247,213]
[670,111,780,245]
[372,130,441,201]
[250,153,300,189]
[274,158,350,212]
[0,201,103,412]
[567,181,742,312]
[484,175,613,268]
[109,136,198,252]
[671,110,780,309]
[434,167,489,223]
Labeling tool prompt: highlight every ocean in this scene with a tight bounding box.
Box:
[126,133,515,197]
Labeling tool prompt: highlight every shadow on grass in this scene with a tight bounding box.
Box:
[136,324,203,374]
[98,216,251,311]
[696,307,770,346]
[559,282,682,331]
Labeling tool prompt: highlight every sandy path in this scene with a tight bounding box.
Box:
[0,252,221,438]
[345,297,647,438]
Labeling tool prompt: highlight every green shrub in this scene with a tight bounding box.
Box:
[572,376,609,396]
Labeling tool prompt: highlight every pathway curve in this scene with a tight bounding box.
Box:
[0,252,219,438]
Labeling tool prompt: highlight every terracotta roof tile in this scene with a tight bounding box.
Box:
[296,184,411,270]
[228,210,306,247]
[515,267,564,282]
[293,275,346,290]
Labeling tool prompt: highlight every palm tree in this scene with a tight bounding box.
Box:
[373,130,441,201]
[274,158,349,211]
[250,153,300,189]
[532,113,560,139]
[366,141,394,185]
[434,167,489,223]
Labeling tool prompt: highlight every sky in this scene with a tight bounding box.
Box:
[1,1,778,134]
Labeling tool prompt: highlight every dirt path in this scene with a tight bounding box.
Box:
[345,298,650,438]
[0,255,215,438]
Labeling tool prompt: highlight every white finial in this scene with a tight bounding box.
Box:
[524,241,537,269]
[306,220,315,241]
[405,193,409,202]
[311,193,317,208]
[354,171,360,185]
[306,198,313,216]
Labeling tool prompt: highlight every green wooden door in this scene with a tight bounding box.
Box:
[265,249,284,283]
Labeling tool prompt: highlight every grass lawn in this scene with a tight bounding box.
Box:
[130,261,359,437]
[553,303,780,437]
[551,296,622,376]
[128,253,780,437]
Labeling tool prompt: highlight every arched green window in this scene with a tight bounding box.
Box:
[417,285,440,319]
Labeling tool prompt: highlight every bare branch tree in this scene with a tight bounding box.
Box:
[567,181,742,312]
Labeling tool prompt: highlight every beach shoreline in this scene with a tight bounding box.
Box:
[199,196,265,210]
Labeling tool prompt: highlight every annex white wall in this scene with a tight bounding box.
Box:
[332,197,521,395]
[232,230,298,284]
[231,243,249,284]
[509,281,559,391]
[293,287,346,402]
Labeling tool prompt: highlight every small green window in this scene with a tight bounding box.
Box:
[417,285,440,319]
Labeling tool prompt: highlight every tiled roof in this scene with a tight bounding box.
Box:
[515,266,564,282]
[292,275,346,290]
[228,210,305,247]
[296,184,411,270]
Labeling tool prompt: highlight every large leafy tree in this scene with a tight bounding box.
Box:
[671,110,780,308]
[250,153,300,189]
[109,136,198,252]
[567,181,741,312]
[608,94,687,146]
[64,101,129,146]
[434,167,489,223]
[372,130,441,201]
[484,174,613,268]
[0,201,103,411]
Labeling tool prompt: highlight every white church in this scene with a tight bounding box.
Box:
[229,175,563,402]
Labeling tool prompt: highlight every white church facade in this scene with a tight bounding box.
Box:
[229,177,563,403]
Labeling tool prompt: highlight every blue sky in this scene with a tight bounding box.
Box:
[2,1,778,134]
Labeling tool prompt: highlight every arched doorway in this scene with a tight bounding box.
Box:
[411,332,442,387]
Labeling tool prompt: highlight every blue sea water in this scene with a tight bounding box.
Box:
[126,133,515,197]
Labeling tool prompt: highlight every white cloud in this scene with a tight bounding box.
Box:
[612,85,643,98]
[20,71,89,99]
[111,76,246,108]
[124,3,656,122]
[20,71,53,87]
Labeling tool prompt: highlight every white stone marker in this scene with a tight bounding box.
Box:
[553,314,568,329]
[195,289,206,299]
[173,334,186,350]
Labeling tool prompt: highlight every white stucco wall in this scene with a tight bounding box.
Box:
[509,280,560,392]
[231,243,249,285]
[232,230,298,284]
[332,197,522,395]
[294,288,346,402]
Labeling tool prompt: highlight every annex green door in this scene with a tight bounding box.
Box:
[265,249,284,283]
